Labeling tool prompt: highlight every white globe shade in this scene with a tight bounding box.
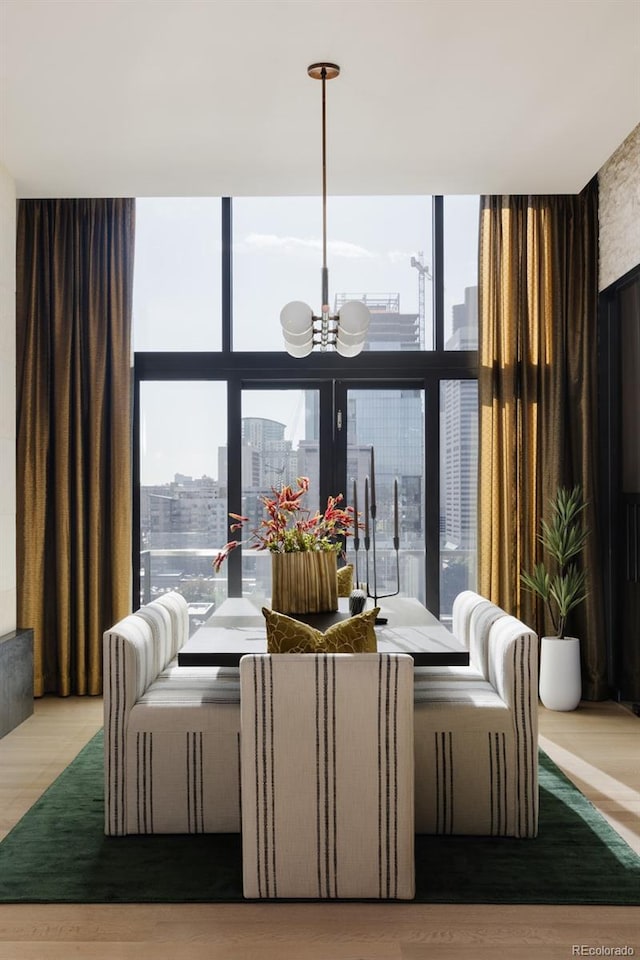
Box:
[337,299,371,335]
[282,326,313,346]
[335,335,366,357]
[284,338,314,357]
[280,301,313,335]
[335,326,367,346]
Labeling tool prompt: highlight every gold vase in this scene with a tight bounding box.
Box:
[271,551,338,614]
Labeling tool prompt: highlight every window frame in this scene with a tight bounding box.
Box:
[133,196,478,615]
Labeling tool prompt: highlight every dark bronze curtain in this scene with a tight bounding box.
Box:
[16,199,135,696]
[478,179,608,699]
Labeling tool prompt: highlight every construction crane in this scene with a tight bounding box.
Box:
[410,252,432,350]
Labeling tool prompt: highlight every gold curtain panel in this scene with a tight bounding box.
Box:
[16,199,135,696]
[477,182,607,699]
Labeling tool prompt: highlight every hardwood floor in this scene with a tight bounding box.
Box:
[0,696,638,959]
[539,700,640,856]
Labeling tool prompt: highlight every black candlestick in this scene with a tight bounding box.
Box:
[355,448,400,624]
[352,477,360,589]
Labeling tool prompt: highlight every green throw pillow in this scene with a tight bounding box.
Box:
[263,606,379,654]
[336,563,354,597]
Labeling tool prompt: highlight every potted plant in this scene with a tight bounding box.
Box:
[520,484,589,711]
[213,477,358,614]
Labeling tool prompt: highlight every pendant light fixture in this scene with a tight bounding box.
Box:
[280,63,371,357]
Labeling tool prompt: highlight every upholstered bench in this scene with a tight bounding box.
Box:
[414,590,505,683]
[103,593,241,836]
[413,612,538,837]
[104,590,538,844]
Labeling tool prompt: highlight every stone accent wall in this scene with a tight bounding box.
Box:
[0,165,16,637]
[598,123,640,291]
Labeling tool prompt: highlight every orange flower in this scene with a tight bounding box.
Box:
[213,540,238,573]
[212,477,358,572]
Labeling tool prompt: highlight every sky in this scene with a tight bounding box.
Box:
[134,196,479,486]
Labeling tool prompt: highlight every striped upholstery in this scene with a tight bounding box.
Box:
[151,591,189,661]
[103,613,158,836]
[487,615,539,838]
[467,598,508,679]
[105,589,537,844]
[416,594,505,684]
[135,601,173,677]
[239,653,415,900]
[414,676,509,706]
[452,589,485,648]
[140,668,240,701]
[126,691,241,834]
[413,611,538,837]
[103,594,241,836]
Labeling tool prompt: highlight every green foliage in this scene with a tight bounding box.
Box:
[213,477,355,572]
[520,485,589,638]
[267,529,340,554]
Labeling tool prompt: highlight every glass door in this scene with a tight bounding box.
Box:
[135,375,477,621]
[335,382,427,606]
[239,386,323,604]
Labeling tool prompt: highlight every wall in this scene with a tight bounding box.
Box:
[0,166,16,637]
[598,123,640,291]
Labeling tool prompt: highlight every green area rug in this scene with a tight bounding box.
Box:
[1,730,638,904]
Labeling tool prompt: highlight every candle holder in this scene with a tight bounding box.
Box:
[351,476,361,592]
[352,448,400,626]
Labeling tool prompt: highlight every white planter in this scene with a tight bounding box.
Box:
[539,636,582,711]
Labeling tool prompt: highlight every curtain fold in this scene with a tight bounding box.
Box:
[478,180,608,699]
[16,199,135,696]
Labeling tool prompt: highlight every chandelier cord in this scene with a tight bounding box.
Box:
[279,62,370,357]
[321,65,329,315]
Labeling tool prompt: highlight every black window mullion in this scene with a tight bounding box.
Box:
[226,375,242,596]
[320,381,339,509]
[221,197,232,353]
[425,376,440,614]
[433,196,444,352]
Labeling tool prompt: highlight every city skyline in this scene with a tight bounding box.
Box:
[139,283,478,613]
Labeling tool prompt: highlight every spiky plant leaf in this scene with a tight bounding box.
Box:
[549,565,588,618]
[521,485,589,638]
[520,562,552,601]
[539,486,588,567]
[521,563,558,632]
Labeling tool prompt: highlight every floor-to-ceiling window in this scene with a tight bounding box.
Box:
[133,195,479,626]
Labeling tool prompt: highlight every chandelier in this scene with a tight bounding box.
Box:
[280,63,371,357]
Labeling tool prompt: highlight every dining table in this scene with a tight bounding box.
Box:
[178,595,469,668]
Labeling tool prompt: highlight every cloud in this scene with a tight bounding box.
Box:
[387,248,426,264]
[328,239,375,260]
[241,233,318,254]
[237,233,375,260]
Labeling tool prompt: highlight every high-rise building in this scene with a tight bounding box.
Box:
[241,417,297,491]
[335,293,421,351]
[447,286,478,351]
[441,285,478,550]
[330,292,426,597]
[439,286,479,613]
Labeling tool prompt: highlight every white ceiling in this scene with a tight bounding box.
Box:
[1,0,639,198]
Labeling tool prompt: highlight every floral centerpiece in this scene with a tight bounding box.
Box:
[213,476,356,568]
[213,477,358,614]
